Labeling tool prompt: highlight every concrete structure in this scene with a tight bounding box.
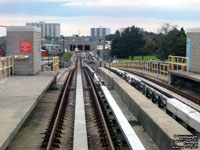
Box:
[64,36,95,51]
[90,27,111,38]
[6,26,41,75]
[73,58,88,150]
[0,71,55,150]
[186,28,200,73]
[57,36,105,51]
[98,67,192,150]
[26,21,60,38]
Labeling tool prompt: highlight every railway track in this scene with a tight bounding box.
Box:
[40,55,143,150]
[122,69,200,105]
[108,67,200,134]
[41,68,75,150]
[83,67,115,149]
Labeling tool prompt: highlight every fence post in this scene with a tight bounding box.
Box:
[12,56,14,75]
[4,59,7,79]
[8,57,11,77]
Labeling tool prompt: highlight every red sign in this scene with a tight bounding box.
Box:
[20,41,31,53]
[0,49,3,55]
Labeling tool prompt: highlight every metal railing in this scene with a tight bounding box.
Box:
[107,55,188,80]
[53,56,59,75]
[0,56,14,81]
[168,55,188,72]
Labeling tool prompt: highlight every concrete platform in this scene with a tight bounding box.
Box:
[169,70,200,84]
[0,71,55,150]
[98,67,192,150]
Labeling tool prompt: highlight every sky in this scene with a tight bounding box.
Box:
[0,0,200,36]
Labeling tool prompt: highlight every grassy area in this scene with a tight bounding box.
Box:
[63,52,73,59]
[120,56,160,61]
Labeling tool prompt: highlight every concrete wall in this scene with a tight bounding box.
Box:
[98,67,191,150]
[6,26,41,75]
[187,28,200,73]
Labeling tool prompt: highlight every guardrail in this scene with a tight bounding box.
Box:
[168,55,188,72]
[0,56,14,81]
[106,55,188,80]
[53,56,59,75]
[107,61,169,79]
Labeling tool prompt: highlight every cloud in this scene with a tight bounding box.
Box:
[63,1,83,6]
[1,0,200,10]
[49,0,200,10]
[1,14,200,37]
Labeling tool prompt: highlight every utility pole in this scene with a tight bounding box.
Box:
[62,37,65,54]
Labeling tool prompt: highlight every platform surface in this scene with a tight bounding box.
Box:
[170,70,200,82]
[0,71,55,150]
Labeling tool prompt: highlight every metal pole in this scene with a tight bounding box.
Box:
[63,39,64,54]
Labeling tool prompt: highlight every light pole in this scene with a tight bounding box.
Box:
[62,36,65,54]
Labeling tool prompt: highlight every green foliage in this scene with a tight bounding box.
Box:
[110,23,186,61]
[156,24,186,60]
[143,32,157,55]
[111,26,145,59]
[105,34,115,41]
[63,52,73,62]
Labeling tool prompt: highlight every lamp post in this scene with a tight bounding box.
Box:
[62,36,65,54]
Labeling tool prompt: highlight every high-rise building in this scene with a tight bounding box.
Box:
[90,27,111,38]
[26,21,60,38]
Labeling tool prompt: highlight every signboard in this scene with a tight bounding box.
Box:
[97,45,103,50]
[20,41,31,53]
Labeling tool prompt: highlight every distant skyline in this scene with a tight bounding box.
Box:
[0,0,200,36]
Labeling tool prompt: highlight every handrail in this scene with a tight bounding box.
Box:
[0,56,14,81]
[53,56,59,75]
[107,55,188,80]
[168,55,188,72]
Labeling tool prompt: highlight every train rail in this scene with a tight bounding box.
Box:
[41,68,75,150]
[40,55,146,150]
[83,66,115,150]
[123,69,200,105]
[85,65,145,150]
[108,67,200,134]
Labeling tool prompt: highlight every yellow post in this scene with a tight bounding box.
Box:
[53,56,59,76]
[156,63,158,74]
[8,57,11,77]
[159,64,161,77]
[4,59,7,79]
[12,56,14,75]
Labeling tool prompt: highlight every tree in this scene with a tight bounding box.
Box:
[143,32,157,55]
[111,31,121,58]
[157,23,177,35]
[156,24,186,60]
[105,34,115,41]
[111,26,145,59]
